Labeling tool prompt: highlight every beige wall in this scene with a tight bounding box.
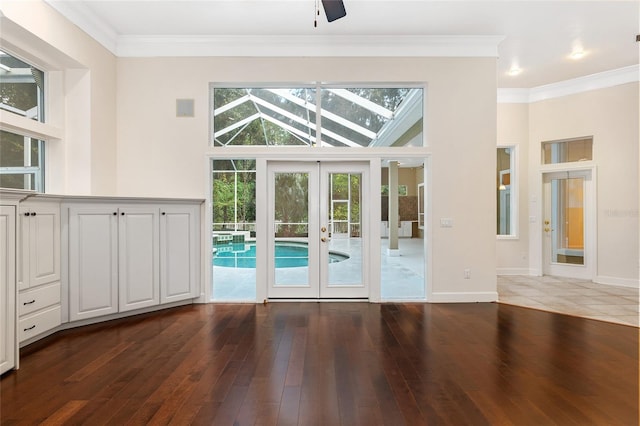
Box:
[498,82,639,285]
[3,3,498,300]
[381,167,419,196]
[497,103,530,273]
[117,56,498,300]
[1,1,117,195]
[529,82,639,285]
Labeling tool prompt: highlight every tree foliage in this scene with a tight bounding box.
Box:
[212,160,256,230]
[274,172,308,237]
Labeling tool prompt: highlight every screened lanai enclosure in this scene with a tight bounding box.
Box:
[212,87,423,147]
[211,87,426,301]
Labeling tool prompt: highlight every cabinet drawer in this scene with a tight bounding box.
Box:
[19,305,61,342]
[19,282,61,316]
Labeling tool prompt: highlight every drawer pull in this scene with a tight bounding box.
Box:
[24,325,36,331]
[24,299,36,305]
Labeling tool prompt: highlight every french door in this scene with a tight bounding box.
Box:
[267,161,369,299]
[543,169,594,279]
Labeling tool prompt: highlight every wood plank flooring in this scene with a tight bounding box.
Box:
[1,302,638,425]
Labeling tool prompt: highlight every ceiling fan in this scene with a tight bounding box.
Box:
[315,0,347,27]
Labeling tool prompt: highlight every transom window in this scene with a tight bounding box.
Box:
[542,137,593,164]
[211,86,423,148]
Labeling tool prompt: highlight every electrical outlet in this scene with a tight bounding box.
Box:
[440,218,453,228]
[464,268,471,279]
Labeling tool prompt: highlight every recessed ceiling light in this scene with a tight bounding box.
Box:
[507,66,522,76]
[569,49,587,60]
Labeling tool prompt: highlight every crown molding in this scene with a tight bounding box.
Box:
[116,35,504,58]
[44,0,118,53]
[498,65,640,104]
[43,1,503,58]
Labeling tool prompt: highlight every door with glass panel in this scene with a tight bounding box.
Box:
[543,170,593,279]
[267,162,369,299]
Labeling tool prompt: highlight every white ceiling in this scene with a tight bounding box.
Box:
[45,0,639,88]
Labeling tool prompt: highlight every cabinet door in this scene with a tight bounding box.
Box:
[0,206,16,374]
[27,204,61,287]
[118,207,159,312]
[160,205,200,303]
[69,206,119,321]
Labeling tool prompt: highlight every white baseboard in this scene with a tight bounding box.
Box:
[594,276,639,289]
[429,291,498,303]
[497,268,532,276]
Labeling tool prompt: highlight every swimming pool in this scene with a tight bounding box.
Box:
[213,242,349,268]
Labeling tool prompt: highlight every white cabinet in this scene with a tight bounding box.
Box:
[399,221,413,237]
[380,221,414,238]
[160,205,200,303]
[118,207,159,312]
[0,205,17,374]
[17,200,61,343]
[68,205,119,321]
[18,202,60,290]
[68,201,200,322]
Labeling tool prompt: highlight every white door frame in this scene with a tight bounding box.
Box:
[206,149,431,304]
[540,166,596,280]
[266,160,370,299]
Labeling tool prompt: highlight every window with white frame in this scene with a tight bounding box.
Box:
[211,86,423,148]
[542,137,593,164]
[497,146,517,237]
[0,49,46,191]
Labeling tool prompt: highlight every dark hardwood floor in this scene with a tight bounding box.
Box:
[1,302,638,425]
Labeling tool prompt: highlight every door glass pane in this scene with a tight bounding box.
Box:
[274,172,309,286]
[327,173,362,285]
[497,147,513,235]
[551,177,584,265]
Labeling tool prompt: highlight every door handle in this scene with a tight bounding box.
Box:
[321,237,327,242]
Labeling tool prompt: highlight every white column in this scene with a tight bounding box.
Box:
[387,161,400,256]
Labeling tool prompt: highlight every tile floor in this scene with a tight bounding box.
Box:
[498,275,639,327]
[211,237,639,328]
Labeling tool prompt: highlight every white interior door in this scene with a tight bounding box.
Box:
[543,169,594,279]
[267,161,369,299]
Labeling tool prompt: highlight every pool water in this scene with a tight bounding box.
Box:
[213,242,348,268]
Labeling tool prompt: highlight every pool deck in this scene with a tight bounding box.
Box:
[212,237,426,301]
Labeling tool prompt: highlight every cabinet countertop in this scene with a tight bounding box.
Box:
[1,189,204,204]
